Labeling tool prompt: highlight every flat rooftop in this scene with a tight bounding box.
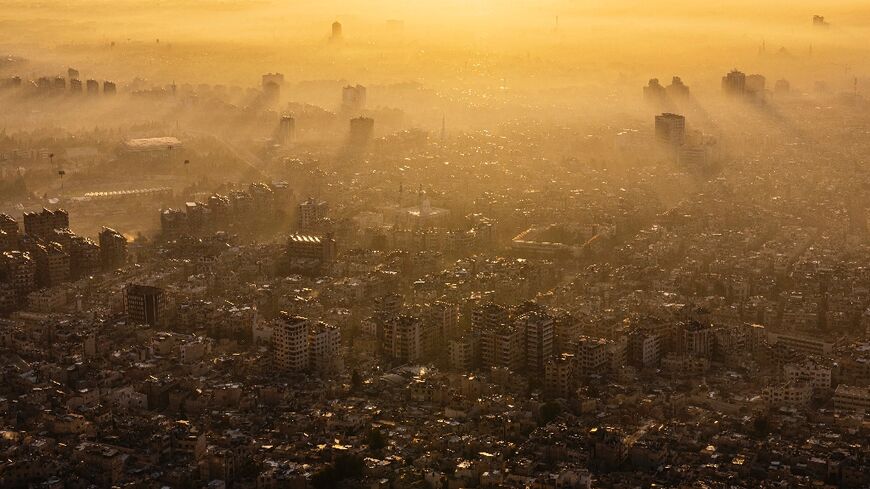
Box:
[123,137,182,152]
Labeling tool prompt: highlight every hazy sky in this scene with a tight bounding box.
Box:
[4,1,869,41]
[1,1,867,92]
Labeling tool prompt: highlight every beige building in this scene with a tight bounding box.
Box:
[762,382,812,408]
[832,385,870,413]
[783,361,832,390]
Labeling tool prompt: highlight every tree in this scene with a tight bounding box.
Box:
[311,466,338,489]
[312,453,365,489]
[539,400,562,426]
[334,453,365,479]
[365,427,387,451]
[351,369,363,391]
[752,416,770,438]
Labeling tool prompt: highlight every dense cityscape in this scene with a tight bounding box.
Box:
[0,2,869,488]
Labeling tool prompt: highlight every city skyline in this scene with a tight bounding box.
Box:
[0,2,868,489]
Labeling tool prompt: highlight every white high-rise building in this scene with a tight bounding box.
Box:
[654,113,686,148]
[342,84,367,114]
[629,332,661,368]
[575,336,609,376]
[274,313,342,375]
[383,314,423,363]
[297,198,329,230]
[274,314,309,372]
[517,311,554,375]
[479,325,523,371]
[681,322,713,358]
[448,336,475,371]
[425,300,459,354]
[308,321,342,374]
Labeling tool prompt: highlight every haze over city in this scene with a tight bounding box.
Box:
[0,1,868,488]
